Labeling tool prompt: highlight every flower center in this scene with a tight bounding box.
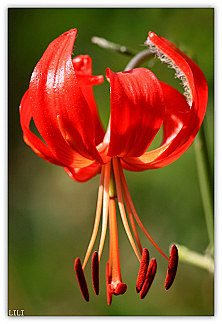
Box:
[74,157,178,304]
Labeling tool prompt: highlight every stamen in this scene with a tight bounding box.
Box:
[98,162,111,260]
[140,258,157,299]
[119,167,169,262]
[165,244,178,290]
[124,188,143,255]
[74,257,89,302]
[82,167,104,269]
[106,261,112,306]
[91,251,99,295]
[113,158,141,262]
[136,248,149,293]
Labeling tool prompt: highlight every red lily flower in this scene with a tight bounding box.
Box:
[20,29,208,304]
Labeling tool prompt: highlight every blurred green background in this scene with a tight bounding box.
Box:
[8,8,214,316]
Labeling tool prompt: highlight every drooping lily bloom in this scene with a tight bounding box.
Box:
[20,29,208,304]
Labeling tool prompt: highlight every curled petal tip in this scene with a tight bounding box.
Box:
[105,67,112,82]
[148,31,156,39]
[66,28,77,36]
[105,67,112,74]
[60,28,77,41]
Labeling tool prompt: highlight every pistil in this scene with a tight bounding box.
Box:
[106,261,112,306]
[108,197,127,295]
[113,158,141,262]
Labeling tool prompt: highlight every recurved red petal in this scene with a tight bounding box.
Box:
[147,31,207,112]
[28,29,103,165]
[20,90,67,167]
[20,89,96,169]
[121,31,208,171]
[64,161,101,182]
[105,68,164,157]
[72,55,105,144]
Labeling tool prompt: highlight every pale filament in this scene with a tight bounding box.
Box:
[98,161,111,260]
[119,165,170,262]
[123,190,143,255]
[82,167,105,270]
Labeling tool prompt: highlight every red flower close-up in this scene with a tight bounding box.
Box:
[19,28,208,305]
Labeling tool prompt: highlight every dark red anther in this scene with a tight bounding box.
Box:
[106,262,112,306]
[74,257,89,302]
[140,258,157,299]
[136,248,149,293]
[165,244,178,290]
[92,251,99,295]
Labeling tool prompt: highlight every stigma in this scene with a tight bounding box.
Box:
[74,158,178,305]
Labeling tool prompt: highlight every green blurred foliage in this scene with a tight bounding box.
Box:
[8,8,214,316]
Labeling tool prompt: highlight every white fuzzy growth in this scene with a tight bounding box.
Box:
[145,38,192,107]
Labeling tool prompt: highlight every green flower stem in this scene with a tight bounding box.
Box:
[176,244,214,274]
[194,124,214,252]
[124,49,153,71]
[91,36,138,57]
[91,36,153,71]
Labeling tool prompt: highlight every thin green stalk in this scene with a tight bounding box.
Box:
[194,124,214,252]
[124,49,153,71]
[91,36,153,71]
[176,244,214,274]
[91,36,137,57]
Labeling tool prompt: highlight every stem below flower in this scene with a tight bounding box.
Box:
[194,124,214,252]
[124,50,153,71]
[91,36,138,57]
[176,244,214,274]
